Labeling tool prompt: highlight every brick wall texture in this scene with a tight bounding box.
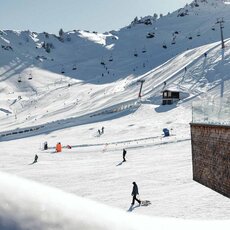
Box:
[190,123,230,198]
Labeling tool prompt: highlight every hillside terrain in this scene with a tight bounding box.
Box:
[0,0,229,134]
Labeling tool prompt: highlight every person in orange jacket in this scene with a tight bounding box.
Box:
[56,142,62,152]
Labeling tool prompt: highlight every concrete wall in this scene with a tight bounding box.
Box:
[190,123,230,198]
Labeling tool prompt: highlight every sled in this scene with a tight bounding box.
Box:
[141,200,151,206]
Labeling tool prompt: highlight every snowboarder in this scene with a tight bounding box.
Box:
[123,149,127,162]
[101,126,104,134]
[131,182,141,205]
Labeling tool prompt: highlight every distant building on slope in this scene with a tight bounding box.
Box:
[190,98,230,198]
[161,85,188,105]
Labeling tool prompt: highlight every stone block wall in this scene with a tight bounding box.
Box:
[190,123,230,198]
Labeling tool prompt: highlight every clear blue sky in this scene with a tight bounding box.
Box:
[0,0,189,34]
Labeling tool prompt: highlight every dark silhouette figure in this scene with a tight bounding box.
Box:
[204,52,207,58]
[123,149,127,162]
[131,182,141,205]
[44,141,48,150]
[101,126,104,134]
[184,66,187,72]
[98,129,101,135]
[31,154,38,164]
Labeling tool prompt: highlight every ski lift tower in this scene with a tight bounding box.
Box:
[137,79,145,98]
[216,17,225,49]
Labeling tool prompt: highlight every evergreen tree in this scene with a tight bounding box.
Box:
[45,43,51,53]
[42,42,46,49]
[132,16,139,25]
[66,35,71,41]
[59,28,64,37]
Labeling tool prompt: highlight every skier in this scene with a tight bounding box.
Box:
[101,126,104,134]
[123,149,127,162]
[56,142,62,152]
[131,182,141,206]
[44,141,48,150]
[98,129,101,135]
[204,52,207,58]
[33,154,38,164]
[184,66,187,72]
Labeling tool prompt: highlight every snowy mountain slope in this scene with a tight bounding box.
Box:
[0,1,230,135]
[2,0,230,83]
[0,38,229,137]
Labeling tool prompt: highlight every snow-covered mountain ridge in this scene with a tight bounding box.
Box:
[1,0,230,79]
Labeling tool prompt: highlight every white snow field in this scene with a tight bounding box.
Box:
[0,0,230,229]
[0,172,230,230]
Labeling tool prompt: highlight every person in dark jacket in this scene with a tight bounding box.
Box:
[98,129,101,135]
[33,154,38,164]
[123,149,127,162]
[131,182,141,205]
[44,141,48,150]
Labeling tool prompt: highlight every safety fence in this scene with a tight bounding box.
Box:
[192,98,230,126]
[0,124,45,139]
[0,100,141,140]
[90,99,140,117]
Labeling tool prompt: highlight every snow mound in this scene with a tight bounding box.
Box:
[0,171,229,230]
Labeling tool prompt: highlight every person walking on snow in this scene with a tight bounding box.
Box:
[98,129,101,135]
[44,141,48,150]
[123,149,127,162]
[33,154,38,164]
[56,142,62,152]
[131,182,141,205]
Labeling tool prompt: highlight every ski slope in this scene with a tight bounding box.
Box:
[0,38,229,139]
[0,0,230,229]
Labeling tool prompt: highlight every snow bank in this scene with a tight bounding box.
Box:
[0,171,229,230]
